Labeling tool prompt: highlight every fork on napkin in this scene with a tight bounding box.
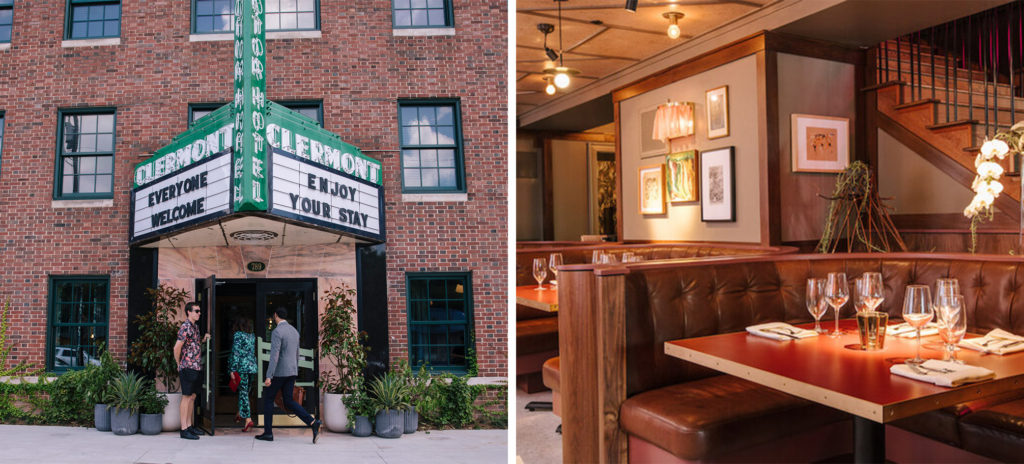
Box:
[746,322,818,341]
[960,328,1024,355]
[888,322,939,338]
[890,360,995,387]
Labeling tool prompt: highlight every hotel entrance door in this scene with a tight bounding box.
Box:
[194,278,318,434]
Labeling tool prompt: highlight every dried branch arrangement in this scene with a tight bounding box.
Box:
[817,161,907,253]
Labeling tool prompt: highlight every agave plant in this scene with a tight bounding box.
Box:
[105,371,147,414]
[368,372,410,412]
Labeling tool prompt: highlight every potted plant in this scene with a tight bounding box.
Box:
[129,284,188,432]
[138,379,168,435]
[85,344,123,432]
[369,372,409,438]
[346,384,374,437]
[106,371,146,435]
[394,359,431,434]
[318,284,369,433]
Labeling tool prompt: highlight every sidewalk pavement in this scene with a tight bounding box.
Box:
[0,424,507,464]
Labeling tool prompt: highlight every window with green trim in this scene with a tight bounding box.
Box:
[406,273,472,373]
[398,100,464,192]
[193,0,319,34]
[66,0,120,40]
[0,0,12,44]
[189,101,322,126]
[56,109,115,199]
[47,276,109,372]
[392,0,452,28]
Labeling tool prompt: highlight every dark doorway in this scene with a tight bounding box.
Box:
[197,278,318,430]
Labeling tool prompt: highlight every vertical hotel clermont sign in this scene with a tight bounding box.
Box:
[128,0,384,245]
[233,0,268,212]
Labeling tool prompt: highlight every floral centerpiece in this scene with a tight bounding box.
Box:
[964,121,1024,252]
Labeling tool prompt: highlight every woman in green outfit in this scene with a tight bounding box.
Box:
[229,318,258,431]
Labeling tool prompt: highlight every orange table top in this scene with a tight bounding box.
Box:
[665,319,1024,423]
[516,284,558,312]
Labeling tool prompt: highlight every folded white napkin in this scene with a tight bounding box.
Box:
[746,322,818,341]
[960,329,1024,355]
[889,322,939,338]
[890,359,995,387]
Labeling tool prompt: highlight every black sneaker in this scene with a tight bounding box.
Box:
[311,419,322,444]
[180,429,199,440]
[255,433,274,442]
[188,426,207,436]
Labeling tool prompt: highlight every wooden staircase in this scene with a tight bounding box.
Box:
[867,39,1024,221]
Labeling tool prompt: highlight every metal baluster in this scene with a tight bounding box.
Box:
[918,31,923,100]
[984,21,990,137]
[897,36,902,83]
[946,22,951,122]
[884,39,890,82]
[931,27,936,101]
[959,20,964,121]
[910,35,916,100]
[1011,11,1015,128]
[994,13,999,135]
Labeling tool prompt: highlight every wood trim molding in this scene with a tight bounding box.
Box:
[558,269,600,463]
[597,273,627,463]
[765,31,864,64]
[615,101,624,241]
[759,49,780,246]
[543,136,554,240]
[527,131,616,143]
[612,32,767,103]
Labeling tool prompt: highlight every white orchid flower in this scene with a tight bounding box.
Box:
[982,139,1010,159]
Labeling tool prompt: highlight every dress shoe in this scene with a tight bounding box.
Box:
[188,426,207,436]
[255,433,274,442]
[242,420,255,432]
[180,429,199,440]
[311,419,322,444]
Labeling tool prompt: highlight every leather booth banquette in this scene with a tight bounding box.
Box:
[515,242,795,392]
[550,253,1024,463]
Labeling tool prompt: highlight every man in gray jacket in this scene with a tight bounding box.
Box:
[255,308,322,443]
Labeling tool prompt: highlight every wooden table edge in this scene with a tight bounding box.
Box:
[664,340,1024,423]
[516,295,558,312]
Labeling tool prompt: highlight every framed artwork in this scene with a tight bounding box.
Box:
[791,114,850,173]
[640,106,666,157]
[705,85,729,139]
[665,150,699,203]
[700,147,735,222]
[638,164,666,215]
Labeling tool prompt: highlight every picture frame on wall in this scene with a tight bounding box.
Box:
[638,164,666,215]
[700,147,735,222]
[665,150,699,203]
[640,106,667,158]
[705,85,729,139]
[791,113,850,173]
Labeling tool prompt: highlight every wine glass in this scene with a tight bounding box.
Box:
[592,250,604,264]
[937,295,966,364]
[934,278,961,324]
[533,257,548,290]
[549,253,563,286]
[825,272,849,338]
[853,277,869,314]
[806,278,828,334]
[902,285,934,365]
[860,272,885,312]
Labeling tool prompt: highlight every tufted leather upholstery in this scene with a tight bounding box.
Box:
[960,397,1024,462]
[613,253,1024,461]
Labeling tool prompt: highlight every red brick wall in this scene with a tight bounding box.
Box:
[0,1,507,377]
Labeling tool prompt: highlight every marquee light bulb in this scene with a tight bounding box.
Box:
[546,82,556,95]
[667,24,681,39]
[554,72,571,89]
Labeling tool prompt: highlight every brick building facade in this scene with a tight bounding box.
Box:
[0,0,507,399]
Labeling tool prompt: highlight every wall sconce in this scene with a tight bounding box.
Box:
[652,101,695,142]
[663,12,684,39]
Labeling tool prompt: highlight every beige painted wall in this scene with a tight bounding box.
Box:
[777,53,856,242]
[619,54,762,242]
[877,129,974,214]
[516,135,543,241]
[551,139,590,241]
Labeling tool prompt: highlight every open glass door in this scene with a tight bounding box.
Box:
[195,275,217,435]
[256,280,318,426]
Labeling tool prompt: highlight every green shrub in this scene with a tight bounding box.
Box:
[319,285,368,395]
[367,371,409,412]
[105,371,146,414]
[129,284,188,392]
[138,379,168,415]
[418,374,473,428]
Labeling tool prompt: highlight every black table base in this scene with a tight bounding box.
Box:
[853,416,886,463]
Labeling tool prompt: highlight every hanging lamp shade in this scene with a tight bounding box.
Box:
[652,101,694,142]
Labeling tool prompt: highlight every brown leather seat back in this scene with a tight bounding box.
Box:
[624,255,1024,397]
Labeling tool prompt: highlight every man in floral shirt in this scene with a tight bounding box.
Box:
[174,302,209,440]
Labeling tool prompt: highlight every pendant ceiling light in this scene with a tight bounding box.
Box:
[542,0,580,91]
[663,12,684,39]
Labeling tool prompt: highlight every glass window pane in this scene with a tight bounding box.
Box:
[96,156,112,174]
[95,175,112,193]
[400,107,418,125]
[429,325,446,345]
[297,12,315,29]
[438,168,456,187]
[88,5,104,20]
[428,10,445,26]
[197,0,213,15]
[298,0,314,11]
[421,169,438,187]
[408,280,427,299]
[437,126,455,145]
[0,26,10,43]
[71,24,87,39]
[80,157,96,174]
[266,0,280,12]
[79,175,95,193]
[213,15,229,31]
[280,13,297,30]
[197,17,213,33]
[409,326,429,345]
[437,149,455,167]
[410,301,429,322]
[435,106,453,125]
[281,0,297,12]
[62,176,74,194]
[420,149,437,167]
[394,10,411,27]
[427,0,443,8]
[428,347,447,365]
[79,134,96,152]
[395,0,411,8]
[105,4,119,19]
[411,0,427,8]
[73,6,89,21]
[402,150,419,168]
[80,115,96,133]
[215,0,233,14]
[97,114,113,133]
[402,127,419,145]
[0,9,12,23]
[87,22,102,37]
[450,346,466,366]
[265,13,280,30]
[103,21,118,37]
[419,126,437,145]
[420,107,437,125]
[96,134,113,152]
[411,10,427,26]
[403,169,420,187]
[449,325,465,345]
[429,279,446,299]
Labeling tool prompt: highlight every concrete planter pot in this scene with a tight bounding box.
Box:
[140,413,163,435]
[94,404,111,432]
[110,407,139,436]
[322,392,350,432]
[374,409,403,438]
[352,416,372,437]
[403,406,418,434]
[161,393,182,432]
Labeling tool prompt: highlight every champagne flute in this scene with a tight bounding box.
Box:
[937,295,966,364]
[825,272,849,338]
[806,278,828,334]
[934,278,961,324]
[902,285,934,365]
[861,272,885,312]
[853,277,869,314]
[533,257,547,290]
[549,253,563,286]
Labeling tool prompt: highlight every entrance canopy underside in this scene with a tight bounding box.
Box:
[139,214,372,248]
